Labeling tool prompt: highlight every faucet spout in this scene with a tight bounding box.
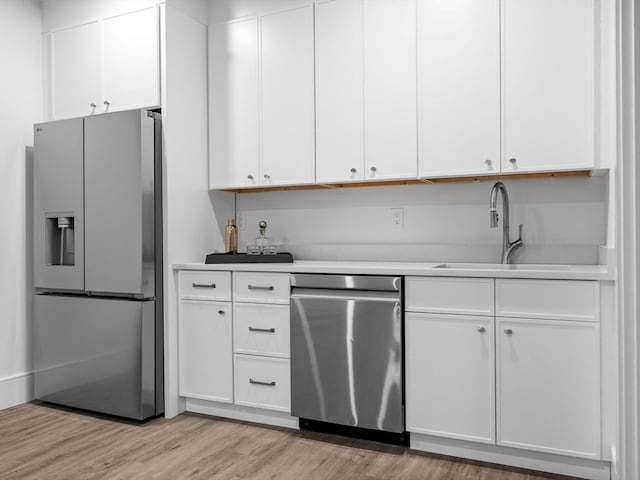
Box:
[489,182,523,264]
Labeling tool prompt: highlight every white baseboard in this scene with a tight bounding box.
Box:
[185,397,299,430]
[0,372,34,411]
[410,433,611,480]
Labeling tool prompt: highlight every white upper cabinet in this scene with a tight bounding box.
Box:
[260,6,315,187]
[364,0,418,180]
[46,6,160,121]
[51,22,101,119]
[209,18,260,189]
[315,0,364,183]
[102,7,160,112]
[502,0,595,173]
[418,0,501,177]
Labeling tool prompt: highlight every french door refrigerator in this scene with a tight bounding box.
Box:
[33,108,163,420]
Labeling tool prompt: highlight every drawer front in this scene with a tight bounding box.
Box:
[233,272,290,304]
[234,303,290,357]
[496,279,600,322]
[234,354,291,412]
[179,270,231,301]
[406,276,494,316]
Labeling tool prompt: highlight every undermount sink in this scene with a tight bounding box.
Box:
[433,263,572,271]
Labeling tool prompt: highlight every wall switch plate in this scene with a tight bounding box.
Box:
[391,208,404,229]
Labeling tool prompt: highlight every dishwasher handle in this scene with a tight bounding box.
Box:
[291,288,401,303]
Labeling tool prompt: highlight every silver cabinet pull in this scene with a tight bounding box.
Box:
[249,379,276,387]
[218,310,225,315]
[192,283,216,288]
[370,166,377,172]
[484,159,492,166]
[509,158,517,165]
[350,168,357,173]
[247,174,254,180]
[504,329,514,335]
[263,174,270,179]
[477,327,486,333]
[247,285,274,291]
[248,326,275,333]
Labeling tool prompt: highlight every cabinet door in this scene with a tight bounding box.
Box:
[179,301,233,403]
[364,0,417,180]
[260,6,315,186]
[315,0,364,183]
[51,22,101,119]
[497,318,600,458]
[103,6,160,112]
[210,18,260,189]
[502,0,595,173]
[418,0,500,177]
[406,313,495,443]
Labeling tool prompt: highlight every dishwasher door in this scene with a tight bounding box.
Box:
[290,288,403,433]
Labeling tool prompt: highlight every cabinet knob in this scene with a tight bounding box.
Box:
[477,327,486,333]
[247,174,254,180]
[370,166,377,172]
[263,174,270,180]
[218,310,225,315]
[350,168,357,173]
[504,329,513,335]
[485,159,492,166]
[509,158,517,166]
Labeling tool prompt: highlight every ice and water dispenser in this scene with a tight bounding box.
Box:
[45,215,75,266]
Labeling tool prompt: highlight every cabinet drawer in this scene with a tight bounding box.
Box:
[406,277,494,316]
[234,303,290,357]
[179,271,231,301]
[234,354,291,412]
[233,272,290,304]
[496,279,599,322]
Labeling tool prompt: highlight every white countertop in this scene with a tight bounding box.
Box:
[172,260,614,281]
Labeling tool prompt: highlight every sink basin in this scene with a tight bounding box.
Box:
[433,263,571,271]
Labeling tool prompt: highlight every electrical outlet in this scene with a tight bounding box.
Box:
[237,213,247,231]
[391,208,404,229]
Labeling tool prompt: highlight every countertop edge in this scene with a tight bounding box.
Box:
[171,261,615,281]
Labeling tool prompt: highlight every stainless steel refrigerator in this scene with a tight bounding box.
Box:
[33,108,163,421]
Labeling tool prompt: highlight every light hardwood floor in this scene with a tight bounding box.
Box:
[0,403,579,480]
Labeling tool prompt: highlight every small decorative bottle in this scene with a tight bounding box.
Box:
[225,218,238,254]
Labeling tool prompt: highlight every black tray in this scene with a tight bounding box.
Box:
[205,252,294,264]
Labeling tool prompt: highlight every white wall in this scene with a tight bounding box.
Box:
[236,176,608,265]
[0,0,42,409]
[162,3,234,418]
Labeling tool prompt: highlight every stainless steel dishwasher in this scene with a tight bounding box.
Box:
[290,274,404,434]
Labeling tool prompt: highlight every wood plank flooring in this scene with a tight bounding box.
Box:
[0,403,580,480]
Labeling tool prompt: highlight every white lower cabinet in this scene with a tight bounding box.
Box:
[497,317,601,459]
[178,300,233,403]
[406,313,495,443]
[234,354,291,412]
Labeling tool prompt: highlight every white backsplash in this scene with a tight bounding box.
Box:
[235,176,608,265]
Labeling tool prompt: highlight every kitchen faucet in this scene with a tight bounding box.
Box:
[489,182,523,264]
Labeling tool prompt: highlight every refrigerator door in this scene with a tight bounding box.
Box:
[84,110,157,297]
[33,118,85,291]
[34,295,157,420]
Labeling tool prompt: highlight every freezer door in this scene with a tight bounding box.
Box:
[33,118,85,291]
[34,295,157,420]
[84,110,156,297]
